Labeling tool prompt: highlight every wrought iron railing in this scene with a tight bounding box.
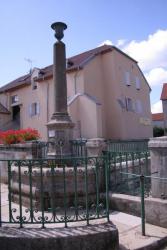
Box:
[108,151,150,195]
[70,139,87,157]
[0,156,109,228]
[29,139,88,158]
[105,139,149,153]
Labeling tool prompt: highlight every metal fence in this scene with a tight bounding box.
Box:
[120,172,167,236]
[29,140,88,158]
[31,139,149,158]
[105,139,149,153]
[108,151,150,195]
[0,156,109,228]
[70,139,87,157]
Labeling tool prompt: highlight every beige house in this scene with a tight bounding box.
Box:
[0,45,153,141]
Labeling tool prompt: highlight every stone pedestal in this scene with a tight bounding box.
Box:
[47,117,74,156]
[148,136,167,198]
[86,138,106,157]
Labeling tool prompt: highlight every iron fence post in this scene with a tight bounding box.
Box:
[0,162,1,227]
[140,175,145,236]
[105,156,110,222]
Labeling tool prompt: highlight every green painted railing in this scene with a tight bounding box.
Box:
[70,139,87,157]
[0,156,109,228]
[108,151,150,195]
[105,139,149,153]
[120,172,167,236]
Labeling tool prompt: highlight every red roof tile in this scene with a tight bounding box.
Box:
[161,83,167,100]
[152,113,164,121]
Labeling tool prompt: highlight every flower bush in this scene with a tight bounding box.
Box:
[0,128,40,145]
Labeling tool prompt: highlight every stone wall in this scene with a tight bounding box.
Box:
[0,142,43,183]
[109,192,167,228]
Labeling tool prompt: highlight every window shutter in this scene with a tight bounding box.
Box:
[125,71,130,86]
[29,104,32,117]
[37,102,40,115]
[136,100,142,113]
[136,77,140,90]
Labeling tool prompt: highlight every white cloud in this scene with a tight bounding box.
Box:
[151,100,162,113]
[145,67,167,87]
[123,29,167,71]
[99,40,113,46]
[116,39,127,47]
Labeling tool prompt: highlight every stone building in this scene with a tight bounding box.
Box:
[0,45,152,140]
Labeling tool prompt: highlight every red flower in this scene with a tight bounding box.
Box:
[0,128,40,145]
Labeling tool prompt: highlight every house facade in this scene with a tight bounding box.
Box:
[161,83,167,129]
[0,45,153,141]
[152,113,164,128]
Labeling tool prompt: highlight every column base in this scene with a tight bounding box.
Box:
[47,113,75,157]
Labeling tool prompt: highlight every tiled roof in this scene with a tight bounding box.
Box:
[0,74,31,93]
[152,113,164,121]
[160,83,167,100]
[0,103,10,114]
[0,45,139,93]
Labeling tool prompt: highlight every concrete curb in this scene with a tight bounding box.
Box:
[135,236,167,250]
[0,223,119,250]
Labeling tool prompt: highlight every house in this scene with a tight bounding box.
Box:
[0,103,10,130]
[161,83,167,129]
[0,45,153,141]
[152,113,164,128]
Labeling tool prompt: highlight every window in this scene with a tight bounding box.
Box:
[126,98,134,111]
[29,102,40,116]
[135,100,143,113]
[11,95,19,104]
[125,71,130,86]
[135,76,141,90]
[117,97,126,109]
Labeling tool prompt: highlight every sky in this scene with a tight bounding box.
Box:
[0,0,167,113]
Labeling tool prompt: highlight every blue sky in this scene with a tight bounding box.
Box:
[0,0,167,112]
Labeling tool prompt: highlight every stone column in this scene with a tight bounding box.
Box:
[86,138,106,157]
[47,22,74,156]
[148,136,167,198]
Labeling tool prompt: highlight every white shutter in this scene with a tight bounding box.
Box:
[136,100,142,113]
[29,104,32,117]
[37,102,40,115]
[125,71,130,86]
[136,77,140,90]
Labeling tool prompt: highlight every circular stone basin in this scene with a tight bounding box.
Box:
[11,164,105,210]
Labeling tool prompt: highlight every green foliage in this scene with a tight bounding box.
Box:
[153,126,167,137]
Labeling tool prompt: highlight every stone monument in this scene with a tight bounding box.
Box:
[47,22,74,156]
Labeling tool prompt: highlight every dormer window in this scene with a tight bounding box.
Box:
[67,60,74,68]
[32,79,37,90]
[31,68,40,90]
[11,95,19,104]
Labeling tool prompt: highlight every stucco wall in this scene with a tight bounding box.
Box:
[0,49,152,141]
[101,50,152,139]
[0,113,11,129]
[69,94,102,139]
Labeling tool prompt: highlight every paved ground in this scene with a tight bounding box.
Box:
[1,184,167,250]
